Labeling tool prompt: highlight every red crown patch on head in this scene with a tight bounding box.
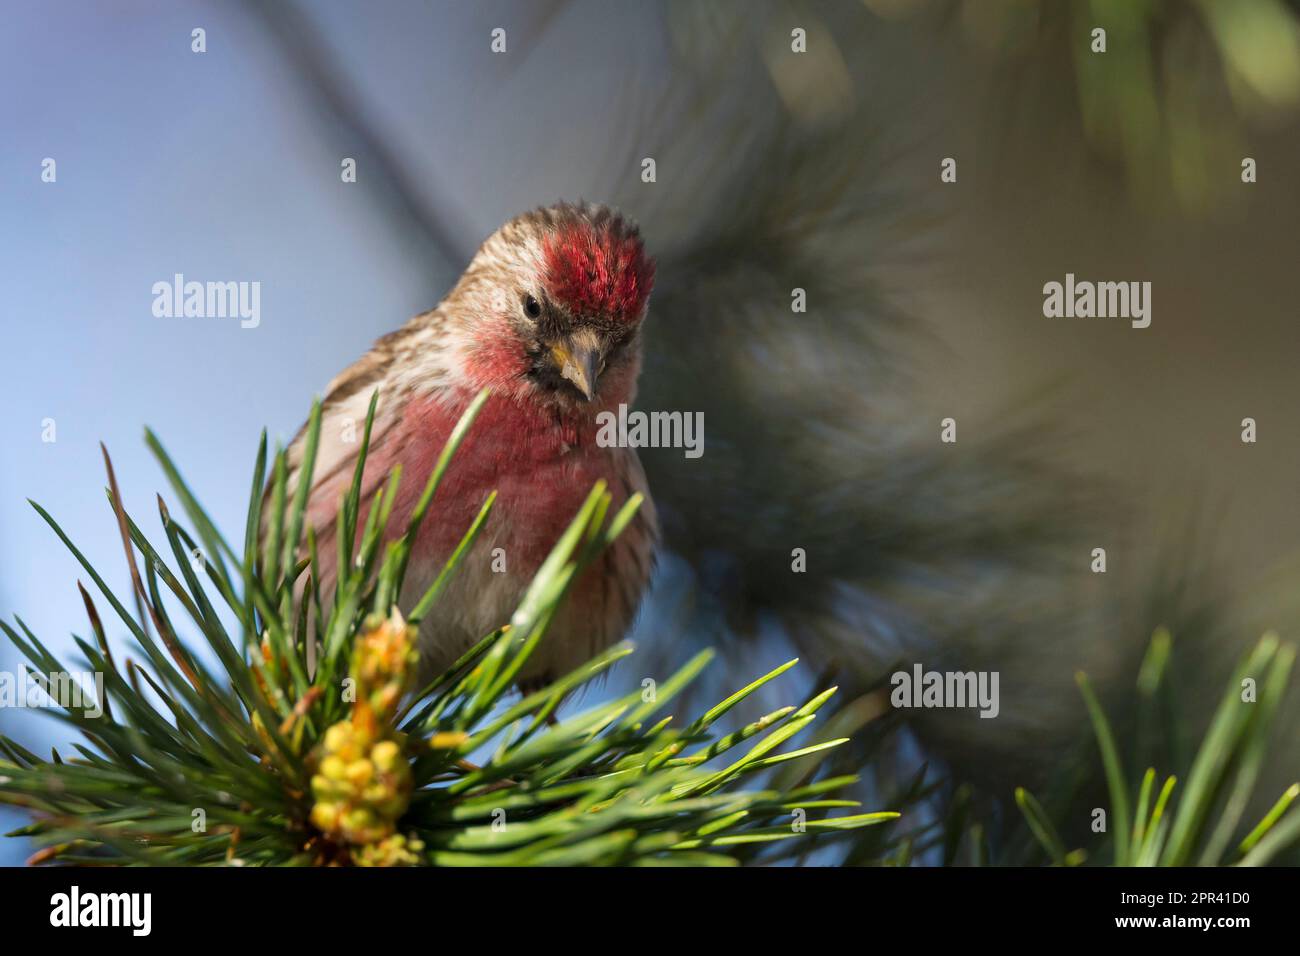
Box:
[541,219,655,324]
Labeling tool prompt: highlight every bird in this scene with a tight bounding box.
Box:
[278,202,659,690]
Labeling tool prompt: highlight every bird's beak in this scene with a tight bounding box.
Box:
[550,339,599,401]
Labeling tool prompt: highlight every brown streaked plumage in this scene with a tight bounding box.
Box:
[276,203,659,688]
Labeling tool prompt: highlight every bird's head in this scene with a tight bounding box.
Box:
[454,203,655,408]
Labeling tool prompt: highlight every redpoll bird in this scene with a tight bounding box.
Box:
[280,202,659,689]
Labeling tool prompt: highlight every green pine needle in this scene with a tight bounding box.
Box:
[0,390,894,866]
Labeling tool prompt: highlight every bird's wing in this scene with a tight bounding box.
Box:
[264,317,430,569]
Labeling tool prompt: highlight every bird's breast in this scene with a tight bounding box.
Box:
[395,389,649,572]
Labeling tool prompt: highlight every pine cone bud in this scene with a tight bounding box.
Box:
[352,609,418,723]
[308,609,421,858]
[354,832,426,867]
[309,719,412,846]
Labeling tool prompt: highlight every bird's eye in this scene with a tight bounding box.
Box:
[523,294,542,319]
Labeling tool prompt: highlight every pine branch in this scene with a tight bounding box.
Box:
[0,390,896,866]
